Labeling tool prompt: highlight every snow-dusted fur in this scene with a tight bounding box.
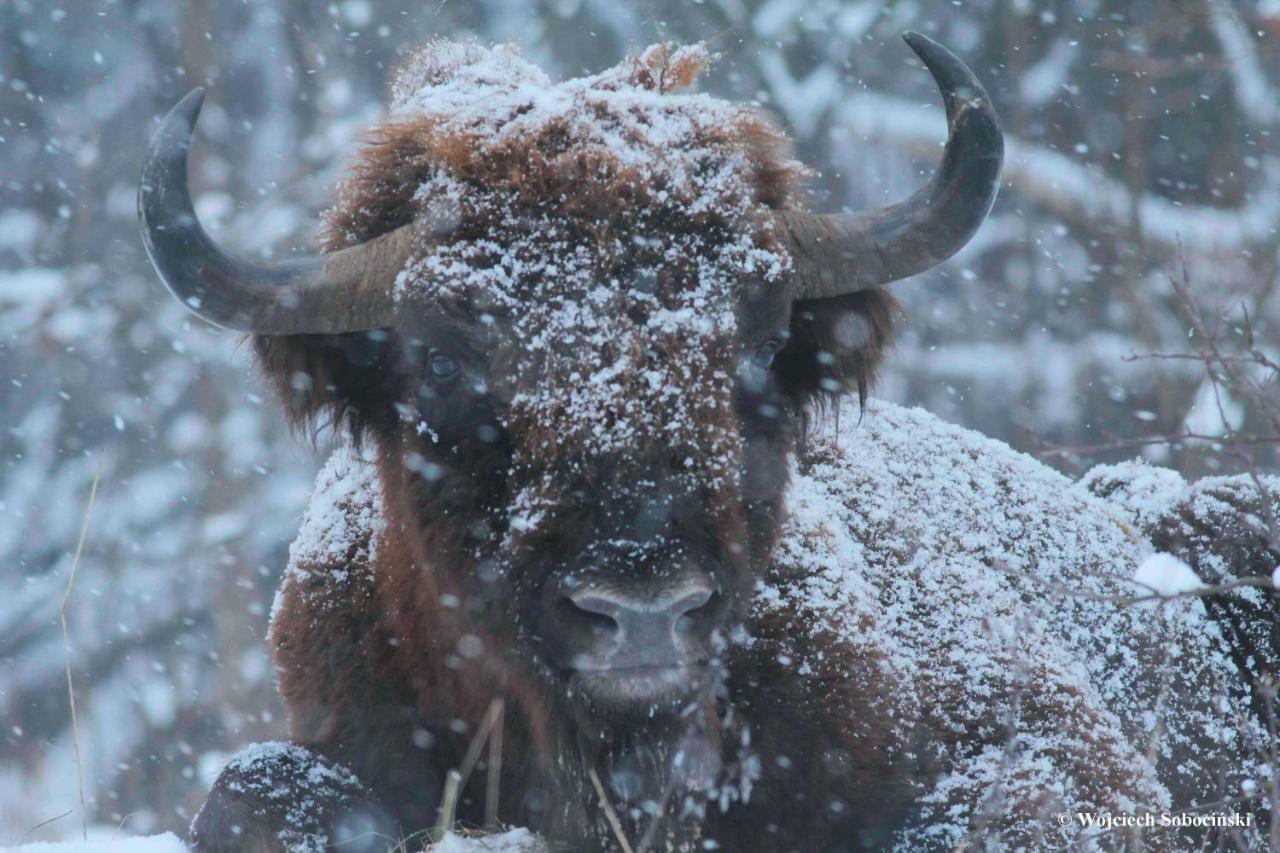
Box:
[1083,460,1280,737]
[773,402,1270,848]
[187,40,1276,852]
[189,741,393,852]
[257,400,1269,850]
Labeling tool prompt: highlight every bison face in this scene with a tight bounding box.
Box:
[388,264,800,715]
[139,31,999,805]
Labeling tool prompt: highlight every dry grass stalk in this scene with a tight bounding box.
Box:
[432,698,505,843]
[60,454,104,843]
[485,701,503,830]
[587,766,634,853]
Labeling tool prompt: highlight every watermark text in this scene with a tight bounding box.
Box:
[1056,810,1253,831]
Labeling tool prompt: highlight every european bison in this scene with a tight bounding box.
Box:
[139,35,1275,851]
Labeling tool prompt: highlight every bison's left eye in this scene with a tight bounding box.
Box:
[752,337,785,369]
[429,352,460,381]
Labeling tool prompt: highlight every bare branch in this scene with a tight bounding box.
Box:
[989,560,1275,608]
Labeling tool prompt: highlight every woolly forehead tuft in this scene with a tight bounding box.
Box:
[377,41,799,478]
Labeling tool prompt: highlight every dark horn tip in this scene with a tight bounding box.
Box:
[901,31,997,133]
[901,30,930,49]
[901,31,953,66]
[786,31,1004,299]
[167,87,207,133]
[179,86,206,108]
[902,31,983,90]
[139,88,218,326]
[141,88,207,190]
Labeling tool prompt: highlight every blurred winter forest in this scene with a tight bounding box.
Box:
[2,0,1278,843]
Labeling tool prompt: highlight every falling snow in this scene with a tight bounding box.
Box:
[3,1,1278,847]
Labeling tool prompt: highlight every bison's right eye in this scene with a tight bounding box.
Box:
[752,337,784,369]
[429,352,460,382]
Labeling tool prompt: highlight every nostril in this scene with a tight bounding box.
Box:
[670,586,714,616]
[674,590,722,635]
[554,595,620,642]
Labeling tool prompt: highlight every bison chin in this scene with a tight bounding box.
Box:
[542,681,751,852]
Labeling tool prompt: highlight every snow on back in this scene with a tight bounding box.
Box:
[1077,458,1187,531]
[370,40,796,494]
[1132,552,1205,597]
[274,400,1268,848]
[767,398,1263,849]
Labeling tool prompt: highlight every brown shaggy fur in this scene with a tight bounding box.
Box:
[212,41,908,853]
[180,40,1275,853]
[257,452,924,850]
[254,43,898,444]
[177,41,1280,853]
[324,44,801,249]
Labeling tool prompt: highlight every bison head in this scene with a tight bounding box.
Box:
[140,33,1000,830]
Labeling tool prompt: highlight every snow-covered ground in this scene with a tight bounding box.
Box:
[3,834,186,853]
[430,830,545,852]
[3,829,544,852]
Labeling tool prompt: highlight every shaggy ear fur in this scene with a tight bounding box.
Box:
[253,331,404,443]
[250,122,434,443]
[776,288,901,428]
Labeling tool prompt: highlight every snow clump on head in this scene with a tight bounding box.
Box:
[326,40,804,500]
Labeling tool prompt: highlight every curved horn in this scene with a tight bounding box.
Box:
[139,88,431,335]
[778,32,1004,300]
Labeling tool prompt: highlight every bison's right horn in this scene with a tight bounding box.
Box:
[139,88,438,335]
[778,32,1003,300]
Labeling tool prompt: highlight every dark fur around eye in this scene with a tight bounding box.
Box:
[752,337,785,369]
[429,352,460,381]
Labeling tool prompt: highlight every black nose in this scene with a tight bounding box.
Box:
[552,578,719,671]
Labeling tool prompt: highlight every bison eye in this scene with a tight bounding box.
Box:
[752,337,784,369]
[429,352,460,381]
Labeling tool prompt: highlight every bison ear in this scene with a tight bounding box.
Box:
[775,289,901,415]
[253,331,404,442]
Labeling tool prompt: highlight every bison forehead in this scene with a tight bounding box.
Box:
[375,38,800,223]
[402,202,773,474]
[377,40,795,480]
[384,39,778,198]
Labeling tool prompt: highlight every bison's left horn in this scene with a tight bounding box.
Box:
[139,88,436,335]
[778,32,1003,300]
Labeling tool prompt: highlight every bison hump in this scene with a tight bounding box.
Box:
[1084,460,1280,696]
[763,398,1262,850]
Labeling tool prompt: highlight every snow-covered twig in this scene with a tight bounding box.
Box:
[1261,679,1280,847]
[1034,430,1280,458]
[1164,253,1280,550]
[485,701,504,830]
[1030,252,1279,556]
[989,560,1275,607]
[963,613,1035,848]
[433,699,506,842]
